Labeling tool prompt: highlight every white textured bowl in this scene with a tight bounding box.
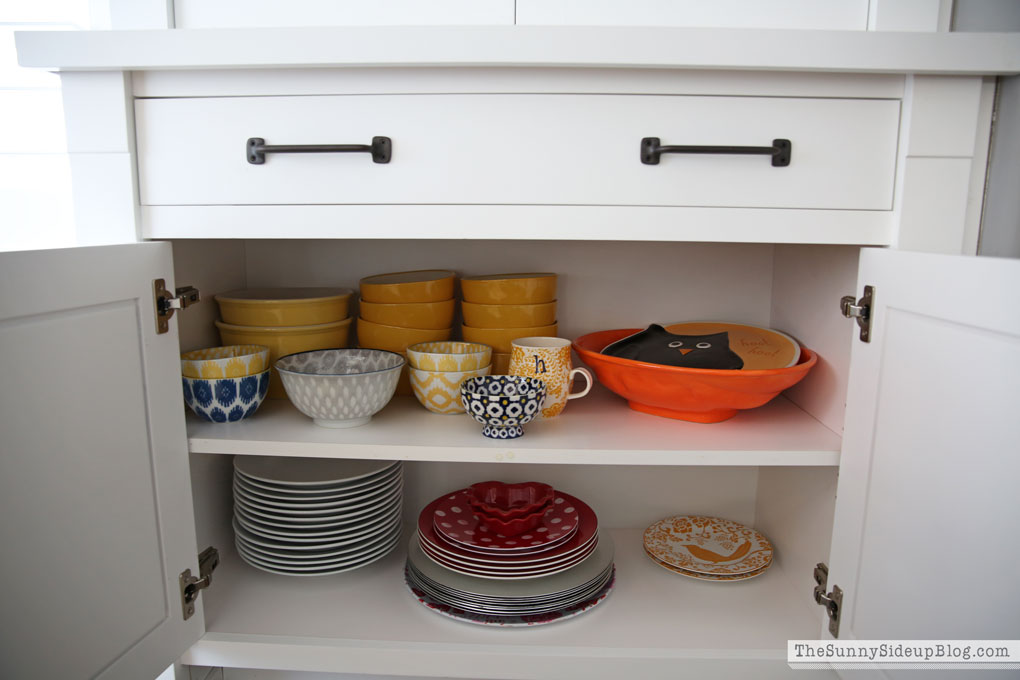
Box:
[276,349,405,428]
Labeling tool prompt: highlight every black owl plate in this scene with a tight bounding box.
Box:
[601,324,744,370]
[602,322,800,371]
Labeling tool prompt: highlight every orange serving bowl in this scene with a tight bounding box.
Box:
[572,328,817,424]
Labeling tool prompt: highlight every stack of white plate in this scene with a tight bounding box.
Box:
[405,486,615,626]
[232,456,403,576]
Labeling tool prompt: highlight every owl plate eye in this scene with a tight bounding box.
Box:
[668,341,684,348]
[696,342,712,349]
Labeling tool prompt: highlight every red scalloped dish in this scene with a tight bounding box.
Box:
[572,329,817,423]
[466,481,555,521]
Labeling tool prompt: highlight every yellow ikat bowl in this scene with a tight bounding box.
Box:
[406,341,493,372]
[409,364,492,414]
[181,344,270,379]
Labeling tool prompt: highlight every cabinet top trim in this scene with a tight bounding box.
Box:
[16,26,1020,75]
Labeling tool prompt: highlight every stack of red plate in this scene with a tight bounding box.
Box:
[416,487,599,579]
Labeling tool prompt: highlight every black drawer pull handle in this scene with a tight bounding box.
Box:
[246,136,391,164]
[641,137,791,167]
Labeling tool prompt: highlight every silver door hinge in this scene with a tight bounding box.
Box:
[154,279,200,334]
[813,562,843,638]
[840,285,874,343]
[180,546,219,621]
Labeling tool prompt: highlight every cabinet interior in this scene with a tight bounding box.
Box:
[172,237,856,649]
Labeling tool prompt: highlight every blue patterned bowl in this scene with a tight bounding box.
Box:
[460,375,546,439]
[182,369,270,423]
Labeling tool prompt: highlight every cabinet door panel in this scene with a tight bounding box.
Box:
[829,249,1020,660]
[136,94,899,212]
[0,244,201,680]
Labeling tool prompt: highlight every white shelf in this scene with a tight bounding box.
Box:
[187,387,841,466]
[16,26,1020,75]
[184,528,820,678]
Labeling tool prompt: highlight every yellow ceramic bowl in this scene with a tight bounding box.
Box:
[215,318,353,399]
[461,322,559,354]
[180,344,270,379]
[356,317,452,354]
[359,270,456,304]
[461,300,557,329]
[491,352,512,375]
[214,287,352,326]
[409,364,492,414]
[406,341,493,372]
[460,273,557,305]
[358,297,456,330]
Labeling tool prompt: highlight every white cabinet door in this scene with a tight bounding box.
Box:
[0,243,202,679]
[827,249,1020,665]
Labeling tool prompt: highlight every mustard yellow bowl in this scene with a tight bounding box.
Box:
[356,317,452,354]
[181,344,270,379]
[358,297,456,330]
[461,322,559,354]
[460,273,557,305]
[406,341,493,372]
[491,352,512,375]
[214,287,352,326]
[461,300,557,329]
[410,364,492,414]
[359,270,456,304]
[215,318,353,399]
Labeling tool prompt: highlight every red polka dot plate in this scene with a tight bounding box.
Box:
[426,489,592,553]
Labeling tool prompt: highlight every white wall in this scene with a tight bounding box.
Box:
[0,1,89,252]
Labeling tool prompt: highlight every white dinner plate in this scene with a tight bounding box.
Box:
[234,464,402,502]
[233,496,401,529]
[234,482,403,522]
[233,514,402,552]
[236,522,402,563]
[234,456,399,487]
[232,475,402,513]
[234,503,402,543]
[237,533,401,575]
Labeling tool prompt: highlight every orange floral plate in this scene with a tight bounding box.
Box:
[644,548,771,582]
[643,515,774,576]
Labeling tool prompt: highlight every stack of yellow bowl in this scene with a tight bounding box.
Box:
[406,342,493,414]
[356,270,457,394]
[460,273,558,374]
[213,287,354,399]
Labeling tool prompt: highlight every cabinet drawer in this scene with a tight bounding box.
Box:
[136,94,899,210]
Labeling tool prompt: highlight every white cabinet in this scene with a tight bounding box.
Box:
[174,0,515,29]
[516,0,870,31]
[8,25,1020,680]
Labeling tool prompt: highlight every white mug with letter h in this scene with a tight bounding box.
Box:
[509,337,593,418]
